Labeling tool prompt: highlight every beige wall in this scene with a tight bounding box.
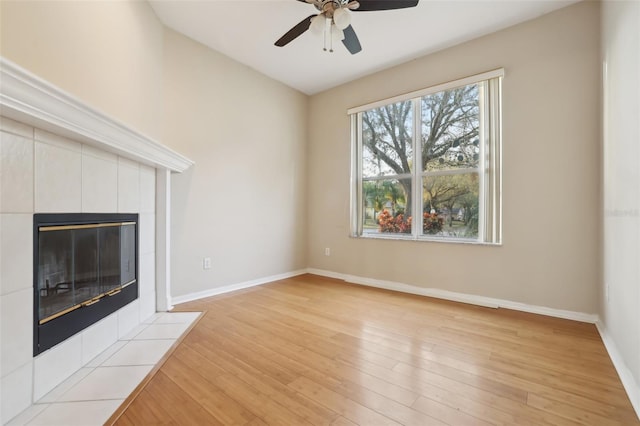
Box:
[163,29,308,298]
[307,1,601,314]
[0,0,164,140]
[601,0,640,412]
[0,0,309,300]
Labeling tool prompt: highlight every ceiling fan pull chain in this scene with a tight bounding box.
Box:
[324,16,331,52]
[329,28,334,52]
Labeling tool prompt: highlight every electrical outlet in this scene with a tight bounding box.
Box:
[203,257,212,270]
[324,248,330,256]
[606,282,610,302]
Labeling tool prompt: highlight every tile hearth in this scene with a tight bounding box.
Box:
[8,312,200,426]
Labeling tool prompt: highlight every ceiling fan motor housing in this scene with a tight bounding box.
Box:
[312,0,352,18]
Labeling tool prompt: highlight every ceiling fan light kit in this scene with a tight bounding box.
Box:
[275,0,419,55]
[310,14,325,34]
[333,7,351,30]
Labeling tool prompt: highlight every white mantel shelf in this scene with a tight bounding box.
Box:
[0,57,194,172]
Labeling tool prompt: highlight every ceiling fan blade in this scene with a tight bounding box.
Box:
[275,15,316,47]
[353,0,419,11]
[342,25,362,54]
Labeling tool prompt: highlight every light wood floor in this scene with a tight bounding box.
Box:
[110,274,639,425]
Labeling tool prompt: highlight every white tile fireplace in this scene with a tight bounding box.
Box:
[0,58,193,424]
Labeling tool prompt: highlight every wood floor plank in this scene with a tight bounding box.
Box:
[115,389,178,426]
[245,417,269,426]
[334,350,572,425]
[229,299,402,370]
[213,373,315,426]
[184,341,340,425]
[147,372,225,425]
[161,355,256,425]
[526,393,628,426]
[113,414,136,426]
[293,373,448,426]
[205,312,423,408]
[330,416,358,426]
[288,376,403,426]
[410,395,494,426]
[485,353,631,405]
[393,342,635,422]
[391,360,528,403]
[112,274,639,426]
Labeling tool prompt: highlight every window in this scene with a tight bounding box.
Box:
[350,70,502,244]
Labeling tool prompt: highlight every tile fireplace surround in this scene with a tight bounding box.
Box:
[0,116,158,423]
[0,58,193,424]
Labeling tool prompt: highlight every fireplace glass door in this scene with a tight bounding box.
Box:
[37,222,136,324]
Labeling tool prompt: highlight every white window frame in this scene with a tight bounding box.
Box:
[349,69,503,245]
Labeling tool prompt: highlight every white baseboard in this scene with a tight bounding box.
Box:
[171,269,308,305]
[596,321,640,419]
[306,268,599,323]
[173,267,599,323]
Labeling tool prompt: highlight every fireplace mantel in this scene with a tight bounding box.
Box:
[0,57,193,172]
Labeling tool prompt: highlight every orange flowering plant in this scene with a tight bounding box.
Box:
[378,210,412,233]
[378,210,444,235]
[423,212,444,234]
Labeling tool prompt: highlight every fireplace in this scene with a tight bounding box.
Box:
[33,213,139,355]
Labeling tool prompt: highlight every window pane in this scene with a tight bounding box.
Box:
[422,84,480,172]
[423,173,479,239]
[362,101,413,178]
[362,178,412,234]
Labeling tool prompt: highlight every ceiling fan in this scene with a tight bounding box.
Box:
[275,0,419,54]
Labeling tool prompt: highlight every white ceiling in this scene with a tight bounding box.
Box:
[149,0,578,95]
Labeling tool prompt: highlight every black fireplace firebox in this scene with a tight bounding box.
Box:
[33,213,139,355]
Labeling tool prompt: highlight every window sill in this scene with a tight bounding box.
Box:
[352,233,502,246]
